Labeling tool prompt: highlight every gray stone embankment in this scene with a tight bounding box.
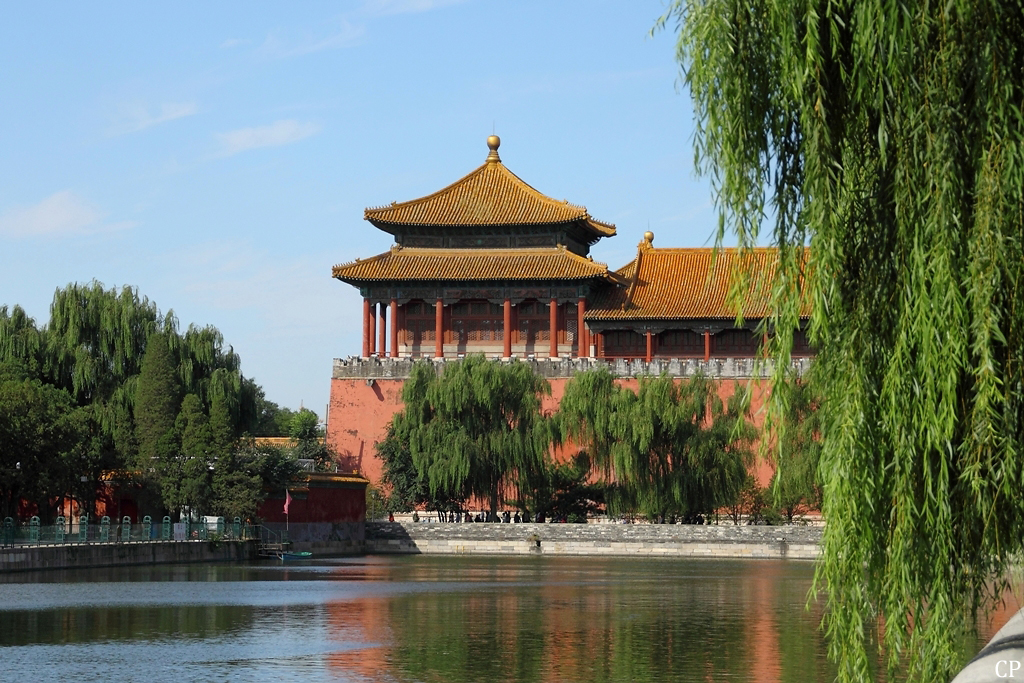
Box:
[366,522,822,559]
[0,540,257,573]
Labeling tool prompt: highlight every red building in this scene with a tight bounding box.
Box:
[257,471,368,544]
[329,136,810,484]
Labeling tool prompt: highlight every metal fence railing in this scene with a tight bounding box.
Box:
[0,515,259,548]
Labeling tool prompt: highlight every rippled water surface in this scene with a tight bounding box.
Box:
[0,556,1016,682]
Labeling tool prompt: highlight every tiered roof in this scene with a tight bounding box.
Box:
[333,245,624,284]
[586,238,807,320]
[364,136,615,240]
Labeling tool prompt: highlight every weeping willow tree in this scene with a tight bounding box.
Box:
[558,369,754,519]
[770,378,822,522]
[662,1,1024,680]
[0,282,260,443]
[399,356,551,520]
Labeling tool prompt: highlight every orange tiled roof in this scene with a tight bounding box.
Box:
[585,244,808,320]
[364,146,615,238]
[333,245,622,283]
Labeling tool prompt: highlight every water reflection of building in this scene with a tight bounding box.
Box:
[328,137,811,485]
[319,558,830,682]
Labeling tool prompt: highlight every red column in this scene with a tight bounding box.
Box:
[645,330,652,363]
[577,297,587,358]
[368,302,376,356]
[378,304,387,359]
[389,299,399,358]
[434,299,444,358]
[704,330,711,362]
[362,298,371,358]
[595,332,603,359]
[549,298,558,358]
[503,299,512,359]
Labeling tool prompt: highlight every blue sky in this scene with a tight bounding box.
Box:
[0,1,718,415]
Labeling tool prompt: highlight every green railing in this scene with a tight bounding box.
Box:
[0,516,258,548]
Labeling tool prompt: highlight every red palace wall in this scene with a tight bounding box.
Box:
[328,378,406,483]
[258,473,368,524]
[327,364,778,488]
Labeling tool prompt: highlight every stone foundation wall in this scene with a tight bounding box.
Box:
[365,522,822,560]
[262,521,365,544]
[0,540,257,573]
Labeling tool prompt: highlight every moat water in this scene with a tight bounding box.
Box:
[0,555,1015,682]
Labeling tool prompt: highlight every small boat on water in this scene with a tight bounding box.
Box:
[279,551,313,561]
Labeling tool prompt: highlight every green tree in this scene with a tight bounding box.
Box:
[251,387,296,436]
[168,394,214,519]
[559,370,754,520]
[2,282,262,450]
[662,1,1024,679]
[216,437,301,521]
[134,333,181,491]
[208,392,234,459]
[0,284,287,523]
[376,416,464,514]
[0,306,46,379]
[376,419,430,512]
[402,356,550,521]
[289,408,335,470]
[770,380,821,522]
[518,452,605,522]
[0,363,92,522]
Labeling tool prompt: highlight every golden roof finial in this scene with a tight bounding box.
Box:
[486,135,501,162]
[644,230,654,245]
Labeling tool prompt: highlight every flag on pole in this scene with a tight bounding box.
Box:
[284,489,292,515]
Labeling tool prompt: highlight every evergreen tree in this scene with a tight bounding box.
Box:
[169,393,213,519]
[209,392,234,460]
[662,0,1024,678]
[134,333,180,474]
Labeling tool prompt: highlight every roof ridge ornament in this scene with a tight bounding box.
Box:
[486,134,501,163]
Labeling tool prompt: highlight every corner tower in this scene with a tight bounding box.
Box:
[333,136,623,360]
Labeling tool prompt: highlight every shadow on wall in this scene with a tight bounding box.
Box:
[336,441,364,474]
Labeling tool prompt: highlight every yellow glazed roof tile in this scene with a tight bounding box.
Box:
[364,141,615,238]
[585,246,808,320]
[333,246,621,283]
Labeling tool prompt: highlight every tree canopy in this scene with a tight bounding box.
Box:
[399,356,551,520]
[558,369,754,519]
[0,283,299,523]
[663,0,1024,679]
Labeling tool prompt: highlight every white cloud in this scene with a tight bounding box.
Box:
[110,102,198,135]
[360,0,468,16]
[254,1,463,60]
[214,120,321,157]
[258,20,365,58]
[220,38,246,48]
[0,191,136,238]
